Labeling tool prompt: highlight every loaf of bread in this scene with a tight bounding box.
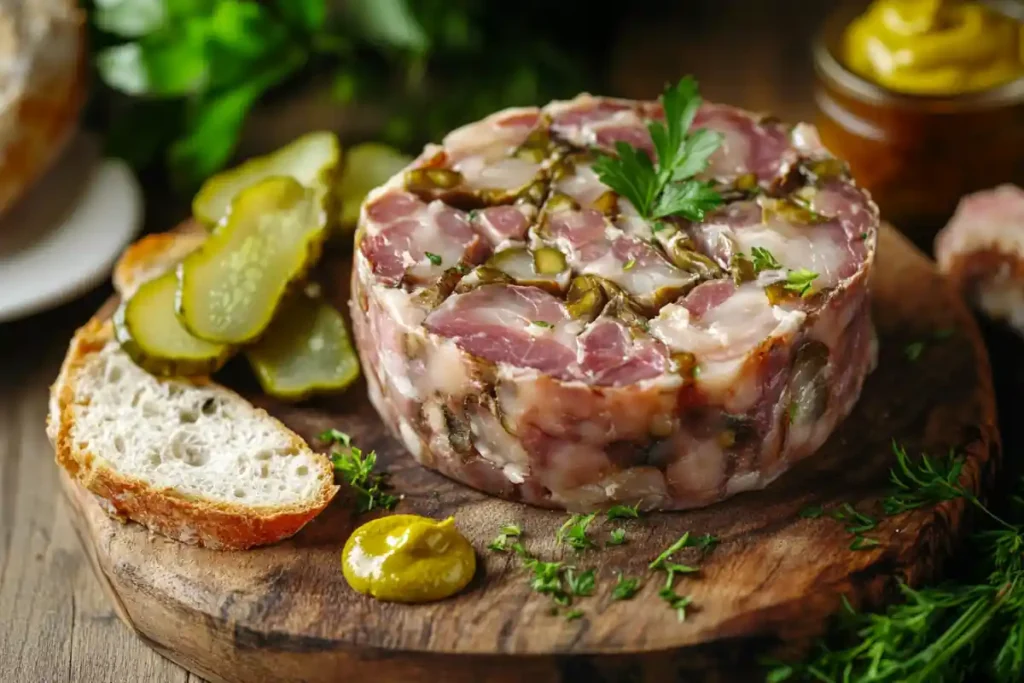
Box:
[0,0,85,218]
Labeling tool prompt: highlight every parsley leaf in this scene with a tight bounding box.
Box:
[783,269,819,298]
[487,523,522,552]
[592,142,659,217]
[623,259,637,271]
[593,76,723,223]
[523,557,564,596]
[318,428,352,447]
[652,179,722,222]
[750,246,783,272]
[565,568,596,597]
[424,251,442,266]
[606,502,641,520]
[607,528,627,546]
[612,573,641,600]
[557,512,598,551]
[531,320,553,329]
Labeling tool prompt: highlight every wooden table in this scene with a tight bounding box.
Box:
[4,2,1019,681]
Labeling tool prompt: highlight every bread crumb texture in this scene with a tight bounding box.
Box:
[71,341,330,507]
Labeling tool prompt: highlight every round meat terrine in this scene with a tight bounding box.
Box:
[350,93,879,511]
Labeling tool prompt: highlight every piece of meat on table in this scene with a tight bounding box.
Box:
[350,93,879,512]
[935,184,1024,336]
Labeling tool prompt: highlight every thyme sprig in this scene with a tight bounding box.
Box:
[320,429,398,512]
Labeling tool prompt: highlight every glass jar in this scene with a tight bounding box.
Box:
[812,1,1024,250]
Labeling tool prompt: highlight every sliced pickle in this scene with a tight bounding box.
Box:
[338,143,411,229]
[533,247,567,275]
[405,168,464,193]
[665,234,722,278]
[114,271,233,377]
[177,176,326,345]
[454,266,513,293]
[415,266,467,308]
[760,196,826,225]
[566,274,646,324]
[487,246,570,295]
[246,294,360,400]
[193,131,341,227]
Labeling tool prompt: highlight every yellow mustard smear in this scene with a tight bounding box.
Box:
[843,0,1024,94]
[342,514,476,603]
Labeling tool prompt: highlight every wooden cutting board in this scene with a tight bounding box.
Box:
[60,224,998,683]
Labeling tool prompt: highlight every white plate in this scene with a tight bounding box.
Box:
[0,134,142,323]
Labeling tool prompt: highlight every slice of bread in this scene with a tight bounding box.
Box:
[48,228,339,549]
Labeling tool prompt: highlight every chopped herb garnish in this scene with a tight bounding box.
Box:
[650,533,692,570]
[467,209,480,221]
[565,609,584,621]
[318,428,352,447]
[329,436,398,513]
[424,251,442,266]
[831,502,878,534]
[859,232,868,240]
[565,568,596,597]
[784,269,819,298]
[524,557,564,596]
[623,258,637,271]
[695,533,719,553]
[487,523,523,552]
[557,512,598,551]
[904,341,925,362]
[800,504,825,519]
[592,76,723,223]
[904,330,953,363]
[658,587,693,622]
[849,535,880,551]
[750,246,783,272]
[612,573,641,600]
[606,502,642,520]
[531,320,554,329]
[607,528,627,546]
[882,441,970,515]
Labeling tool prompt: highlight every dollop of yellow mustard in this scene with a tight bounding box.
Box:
[843,0,1024,94]
[341,514,476,603]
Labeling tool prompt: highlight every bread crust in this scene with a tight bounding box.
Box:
[112,222,207,297]
[49,229,340,550]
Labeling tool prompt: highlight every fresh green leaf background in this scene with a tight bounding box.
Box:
[80,0,609,192]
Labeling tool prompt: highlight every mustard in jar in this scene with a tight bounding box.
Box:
[843,0,1023,95]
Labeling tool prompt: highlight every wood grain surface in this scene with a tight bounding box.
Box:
[55,225,997,683]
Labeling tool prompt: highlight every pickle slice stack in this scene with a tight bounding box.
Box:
[114,271,233,377]
[247,293,361,400]
[177,177,326,345]
[192,131,341,226]
[114,132,400,401]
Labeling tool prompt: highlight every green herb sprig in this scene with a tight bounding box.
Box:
[557,512,598,551]
[320,429,398,512]
[592,77,723,223]
[769,447,1024,682]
